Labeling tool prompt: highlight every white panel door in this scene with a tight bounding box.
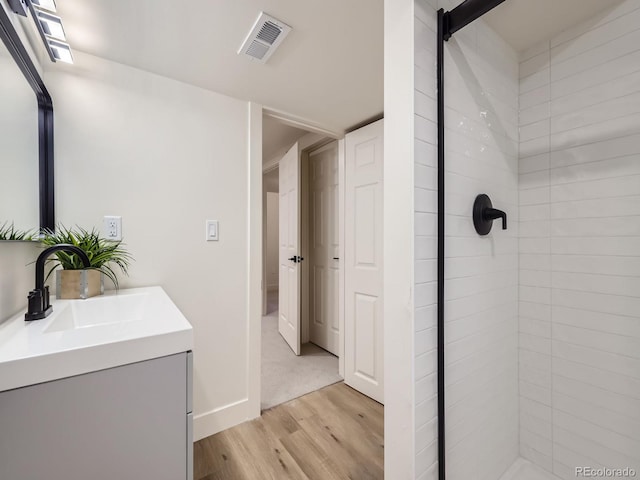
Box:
[345,119,384,404]
[309,141,340,356]
[278,143,301,355]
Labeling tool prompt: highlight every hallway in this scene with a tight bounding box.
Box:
[261,291,342,410]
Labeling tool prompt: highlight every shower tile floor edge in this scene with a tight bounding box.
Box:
[499,458,562,480]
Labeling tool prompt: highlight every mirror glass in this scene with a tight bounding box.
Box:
[0,36,39,236]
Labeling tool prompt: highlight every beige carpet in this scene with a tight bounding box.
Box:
[261,291,342,410]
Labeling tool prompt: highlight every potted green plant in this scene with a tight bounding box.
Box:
[41,226,132,299]
[0,222,35,241]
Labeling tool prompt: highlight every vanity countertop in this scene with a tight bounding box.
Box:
[0,286,193,392]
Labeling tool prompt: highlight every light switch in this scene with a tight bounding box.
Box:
[206,220,219,241]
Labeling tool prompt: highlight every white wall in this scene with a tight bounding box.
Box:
[0,242,38,323]
[0,0,46,74]
[518,1,640,477]
[385,0,417,477]
[44,51,260,440]
[517,35,553,475]
[413,1,438,479]
[265,192,279,290]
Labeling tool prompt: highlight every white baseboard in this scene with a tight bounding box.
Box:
[193,398,259,441]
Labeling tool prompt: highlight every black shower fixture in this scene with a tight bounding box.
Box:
[473,194,507,235]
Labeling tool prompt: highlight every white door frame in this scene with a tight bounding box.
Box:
[253,109,388,413]
[254,109,345,403]
[262,163,279,317]
[338,138,346,378]
[256,108,394,405]
[247,103,263,420]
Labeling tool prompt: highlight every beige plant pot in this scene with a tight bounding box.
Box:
[56,269,104,299]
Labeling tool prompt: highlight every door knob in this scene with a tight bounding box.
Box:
[288,256,297,262]
[473,194,507,235]
[333,257,340,260]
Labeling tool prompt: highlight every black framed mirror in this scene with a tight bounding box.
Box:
[0,4,54,236]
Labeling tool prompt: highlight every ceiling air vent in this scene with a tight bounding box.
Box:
[238,12,291,64]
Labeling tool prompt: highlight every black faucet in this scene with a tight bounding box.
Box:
[25,244,91,321]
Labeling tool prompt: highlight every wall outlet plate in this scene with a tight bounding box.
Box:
[103,216,122,241]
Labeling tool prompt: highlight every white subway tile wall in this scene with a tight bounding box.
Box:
[414,1,439,478]
[442,14,520,480]
[518,0,640,478]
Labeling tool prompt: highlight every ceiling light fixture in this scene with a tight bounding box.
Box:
[30,0,56,12]
[35,10,66,41]
[47,38,73,64]
[10,0,75,64]
[8,0,72,63]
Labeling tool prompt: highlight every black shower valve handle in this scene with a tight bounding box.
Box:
[485,207,507,230]
[473,194,508,235]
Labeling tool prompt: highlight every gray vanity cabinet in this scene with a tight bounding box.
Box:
[0,352,193,480]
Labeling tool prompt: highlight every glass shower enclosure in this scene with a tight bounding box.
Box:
[434,0,640,479]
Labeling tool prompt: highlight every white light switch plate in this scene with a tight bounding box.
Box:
[103,216,122,241]
[206,220,219,241]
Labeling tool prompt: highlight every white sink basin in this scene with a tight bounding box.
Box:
[44,292,148,333]
[0,286,193,393]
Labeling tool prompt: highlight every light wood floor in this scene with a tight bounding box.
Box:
[194,382,384,480]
